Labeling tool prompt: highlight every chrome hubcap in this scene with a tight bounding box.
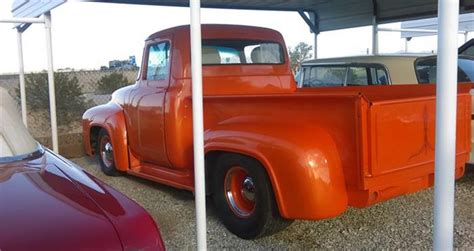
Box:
[241,177,255,201]
[224,167,256,218]
[101,139,114,167]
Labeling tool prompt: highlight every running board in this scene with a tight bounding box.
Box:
[127,164,194,191]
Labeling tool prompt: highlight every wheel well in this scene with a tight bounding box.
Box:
[90,126,102,155]
[205,150,288,231]
[205,151,223,195]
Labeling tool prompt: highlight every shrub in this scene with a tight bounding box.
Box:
[18,71,89,127]
[96,72,130,94]
[288,42,313,74]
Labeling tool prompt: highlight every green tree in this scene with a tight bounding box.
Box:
[288,42,313,74]
[96,72,130,94]
[18,72,89,127]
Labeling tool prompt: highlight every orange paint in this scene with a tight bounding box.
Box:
[82,25,471,220]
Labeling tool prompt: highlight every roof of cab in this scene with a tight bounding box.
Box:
[146,24,285,42]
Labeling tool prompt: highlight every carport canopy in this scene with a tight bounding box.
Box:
[92,0,474,32]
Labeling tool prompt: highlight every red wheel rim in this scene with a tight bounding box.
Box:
[224,166,256,218]
[100,135,114,168]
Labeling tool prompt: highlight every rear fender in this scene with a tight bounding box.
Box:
[205,121,348,220]
[82,103,129,172]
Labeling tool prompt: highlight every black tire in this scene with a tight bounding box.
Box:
[97,129,121,176]
[211,153,293,239]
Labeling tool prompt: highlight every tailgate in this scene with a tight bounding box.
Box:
[355,84,471,205]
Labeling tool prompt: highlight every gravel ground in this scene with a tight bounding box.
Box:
[72,157,474,249]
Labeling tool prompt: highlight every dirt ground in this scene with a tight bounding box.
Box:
[72,157,474,250]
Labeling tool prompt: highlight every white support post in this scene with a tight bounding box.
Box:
[190,1,207,250]
[44,12,59,153]
[433,0,460,250]
[404,38,409,53]
[17,29,27,127]
[372,15,378,55]
[465,31,469,42]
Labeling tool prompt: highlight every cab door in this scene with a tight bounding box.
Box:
[125,39,171,167]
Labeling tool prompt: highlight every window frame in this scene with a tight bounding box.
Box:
[142,40,172,84]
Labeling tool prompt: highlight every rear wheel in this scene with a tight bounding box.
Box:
[97,129,120,176]
[211,153,292,239]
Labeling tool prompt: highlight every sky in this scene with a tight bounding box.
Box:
[0,1,472,74]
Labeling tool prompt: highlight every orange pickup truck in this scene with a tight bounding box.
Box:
[82,24,471,239]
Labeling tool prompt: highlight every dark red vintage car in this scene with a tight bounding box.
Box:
[0,88,165,250]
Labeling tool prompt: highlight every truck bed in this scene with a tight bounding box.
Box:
[297,84,471,207]
[204,84,471,209]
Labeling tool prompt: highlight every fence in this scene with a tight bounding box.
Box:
[0,69,138,157]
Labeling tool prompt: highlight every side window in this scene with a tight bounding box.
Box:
[303,66,346,87]
[146,42,170,81]
[346,67,368,86]
[416,57,474,84]
[369,67,389,85]
[415,58,437,84]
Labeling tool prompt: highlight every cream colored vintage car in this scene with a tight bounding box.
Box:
[298,40,474,162]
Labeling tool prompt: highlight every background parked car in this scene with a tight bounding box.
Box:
[297,54,474,87]
[297,39,474,162]
[0,88,165,251]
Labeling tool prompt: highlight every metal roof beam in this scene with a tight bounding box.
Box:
[297,10,319,34]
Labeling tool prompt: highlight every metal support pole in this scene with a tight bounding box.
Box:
[313,33,318,59]
[190,1,207,250]
[44,12,59,153]
[309,12,318,59]
[465,31,469,42]
[372,15,378,55]
[377,27,466,34]
[433,0,460,250]
[0,17,44,24]
[404,38,409,53]
[16,29,27,127]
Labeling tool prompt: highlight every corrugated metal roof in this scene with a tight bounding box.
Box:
[12,0,66,18]
[88,0,474,32]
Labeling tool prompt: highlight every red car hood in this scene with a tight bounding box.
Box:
[0,150,164,251]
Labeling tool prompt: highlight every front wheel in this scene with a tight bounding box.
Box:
[97,129,121,176]
[211,153,292,239]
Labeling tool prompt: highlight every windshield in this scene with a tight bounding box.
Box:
[415,56,474,83]
[202,39,284,65]
[0,88,41,163]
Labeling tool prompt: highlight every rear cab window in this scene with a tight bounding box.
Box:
[202,40,284,65]
[299,63,390,88]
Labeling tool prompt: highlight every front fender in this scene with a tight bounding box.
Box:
[82,102,129,172]
[205,121,348,220]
